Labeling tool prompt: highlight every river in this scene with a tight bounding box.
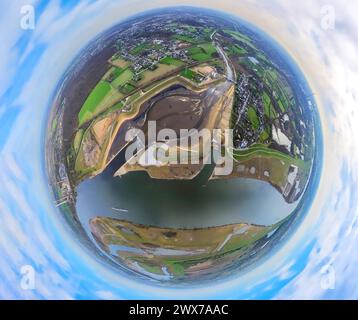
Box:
[76,166,297,233]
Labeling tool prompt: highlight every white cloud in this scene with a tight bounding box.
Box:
[0,0,358,299]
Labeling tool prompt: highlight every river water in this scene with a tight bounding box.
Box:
[76,165,297,231]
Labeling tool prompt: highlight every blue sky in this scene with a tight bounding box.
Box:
[0,0,357,299]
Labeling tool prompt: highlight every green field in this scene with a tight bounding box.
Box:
[160,56,184,66]
[130,42,163,55]
[112,68,133,88]
[224,30,257,51]
[259,130,270,142]
[90,217,275,279]
[139,263,164,275]
[230,44,247,56]
[131,42,151,55]
[119,83,136,94]
[204,27,214,34]
[180,68,200,82]
[103,101,125,116]
[188,43,217,62]
[263,69,295,113]
[184,25,197,33]
[78,67,132,125]
[78,81,112,126]
[188,46,202,55]
[199,43,216,55]
[247,106,260,130]
[111,67,124,78]
[278,100,286,112]
[51,117,58,132]
[257,52,272,65]
[165,260,185,276]
[73,129,84,154]
[193,54,213,62]
[173,34,197,43]
[263,92,277,119]
[231,143,307,170]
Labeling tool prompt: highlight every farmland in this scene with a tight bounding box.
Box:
[78,81,112,126]
[90,217,278,279]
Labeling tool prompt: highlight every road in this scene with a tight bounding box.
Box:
[211,31,236,82]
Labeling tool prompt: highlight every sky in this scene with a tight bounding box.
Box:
[0,0,357,299]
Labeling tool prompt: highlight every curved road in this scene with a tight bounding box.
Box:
[211,31,236,82]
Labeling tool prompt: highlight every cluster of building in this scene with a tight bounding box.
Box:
[48,104,75,208]
[116,32,191,73]
[113,22,211,79]
[232,74,265,149]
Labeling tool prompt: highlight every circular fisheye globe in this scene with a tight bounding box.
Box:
[46,8,320,284]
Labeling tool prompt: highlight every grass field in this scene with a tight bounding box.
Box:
[51,118,57,132]
[184,25,197,33]
[111,68,133,88]
[231,143,307,170]
[257,52,272,65]
[180,68,200,82]
[131,42,151,55]
[199,43,217,55]
[188,46,202,55]
[73,129,84,154]
[259,130,270,142]
[78,81,112,126]
[263,69,295,114]
[90,217,275,278]
[278,100,286,113]
[230,44,248,56]
[224,30,257,51]
[188,43,217,62]
[247,106,260,130]
[190,54,205,62]
[111,67,124,78]
[263,92,277,119]
[119,83,136,94]
[160,56,184,67]
[103,101,125,116]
